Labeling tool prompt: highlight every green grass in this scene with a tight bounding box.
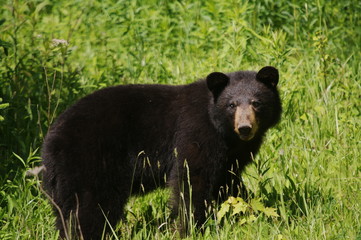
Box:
[1,0,360,239]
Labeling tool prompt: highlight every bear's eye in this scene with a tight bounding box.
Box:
[251,100,261,108]
[228,103,236,109]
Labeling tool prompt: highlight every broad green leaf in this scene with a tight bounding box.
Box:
[250,199,265,212]
[263,207,280,217]
[227,196,238,205]
[232,199,248,215]
[217,202,230,222]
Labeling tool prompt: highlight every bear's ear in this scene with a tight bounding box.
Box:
[256,66,279,87]
[206,72,229,101]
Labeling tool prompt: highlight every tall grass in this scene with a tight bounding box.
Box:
[1,0,360,239]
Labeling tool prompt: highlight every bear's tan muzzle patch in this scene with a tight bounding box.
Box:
[234,105,259,141]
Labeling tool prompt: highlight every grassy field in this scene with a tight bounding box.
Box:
[0,0,360,239]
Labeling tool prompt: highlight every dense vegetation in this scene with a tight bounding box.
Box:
[0,0,360,239]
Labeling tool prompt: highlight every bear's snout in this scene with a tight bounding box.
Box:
[234,105,258,141]
[238,125,252,136]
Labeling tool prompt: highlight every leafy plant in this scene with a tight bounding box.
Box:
[217,196,279,224]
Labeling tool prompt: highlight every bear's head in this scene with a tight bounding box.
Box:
[207,66,281,141]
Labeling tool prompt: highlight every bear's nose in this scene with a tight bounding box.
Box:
[238,125,252,136]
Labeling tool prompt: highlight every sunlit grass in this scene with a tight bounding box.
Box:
[0,0,360,239]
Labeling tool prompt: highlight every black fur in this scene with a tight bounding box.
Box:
[42,66,281,239]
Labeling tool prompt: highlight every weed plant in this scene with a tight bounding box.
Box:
[0,0,360,239]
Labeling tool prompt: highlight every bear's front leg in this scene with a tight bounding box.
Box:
[189,174,209,226]
[169,167,210,236]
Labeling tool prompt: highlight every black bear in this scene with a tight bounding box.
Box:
[42,66,281,239]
